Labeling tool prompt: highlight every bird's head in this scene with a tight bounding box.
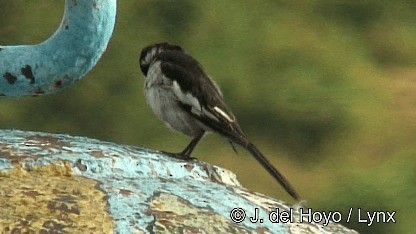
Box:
[139,42,184,76]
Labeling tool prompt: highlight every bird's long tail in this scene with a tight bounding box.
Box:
[225,132,299,200]
[191,113,299,200]
[245,141,299,200]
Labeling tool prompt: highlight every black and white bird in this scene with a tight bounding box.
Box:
[139,42,299,200]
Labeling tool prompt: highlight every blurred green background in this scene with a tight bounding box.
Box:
[1,1,415,233]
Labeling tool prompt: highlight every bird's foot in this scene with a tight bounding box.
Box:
[160,151,197,161]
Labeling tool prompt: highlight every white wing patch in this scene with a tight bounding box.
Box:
[172,81,201,111]
[172,81,234,124]
[213,106,234,122]
[202,107,219,122]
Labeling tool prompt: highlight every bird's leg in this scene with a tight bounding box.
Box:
[181,132,204,158]
[161,132,204,160]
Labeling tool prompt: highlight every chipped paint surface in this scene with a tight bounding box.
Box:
[0,0,117,96]
[0,163,114,233]
[0,130,357,233]
[148,193,253,233]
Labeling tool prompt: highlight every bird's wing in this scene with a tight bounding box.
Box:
[159,51,245,139]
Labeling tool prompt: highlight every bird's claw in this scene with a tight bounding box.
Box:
[160,151,197,161]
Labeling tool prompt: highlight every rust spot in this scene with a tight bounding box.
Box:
[54,195,77,204]
[21,65,35,84]
[54,80,63,88]
[119,189,133,197]
[256,226,268,234]
[26,135,70,147]
[25,215,34,222]
[22,190,41,199]
[17,218,30,227]
[24,135,71,154]
[42,220,66,232]
[0,145,45,161]
[90,151,105,157]
[3,72,17,84]
[47,200,80,215]
[75,159,87,171]
[184,163,194,172]
[72,189,82,196]
[34,88,45,95]
[11,159,20,164]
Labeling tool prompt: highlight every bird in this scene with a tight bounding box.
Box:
[139,42,299,200]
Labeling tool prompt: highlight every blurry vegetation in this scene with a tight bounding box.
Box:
[1,1,415,233]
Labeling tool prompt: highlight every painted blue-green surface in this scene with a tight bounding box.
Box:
[0,0,116,96]
[0,130,359,233]
[0,130,291,233]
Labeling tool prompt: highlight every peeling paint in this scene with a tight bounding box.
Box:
[119,189,133,197]
[75,159,87,171]
[21,65,35,84]
[3,72,17,84]
[54,79,63,88]
[0,130,358,233]
[0,163,114,233]
[148,193,255,233]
